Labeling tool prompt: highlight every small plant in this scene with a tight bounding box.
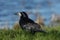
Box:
[13,22,20,30]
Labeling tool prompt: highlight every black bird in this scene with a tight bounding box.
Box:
[15,12,46,34]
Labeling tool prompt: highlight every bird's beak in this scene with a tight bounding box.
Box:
[14,13,18,15]
[14,12,21,16]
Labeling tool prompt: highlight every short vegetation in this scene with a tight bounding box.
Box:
[0,23,60,40]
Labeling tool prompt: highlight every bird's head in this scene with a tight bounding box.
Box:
[15,11,28,18]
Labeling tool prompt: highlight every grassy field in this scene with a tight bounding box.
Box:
[0,26,60,40]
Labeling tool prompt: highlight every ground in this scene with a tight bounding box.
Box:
[0,26,60,40]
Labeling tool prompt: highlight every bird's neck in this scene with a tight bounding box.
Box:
[20,17,29,25]
[20,17,35,26]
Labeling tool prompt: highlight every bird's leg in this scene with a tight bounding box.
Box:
[31,31,35,34]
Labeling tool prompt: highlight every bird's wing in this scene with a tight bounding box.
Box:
[22,23,41,31]
[28,18,35,23]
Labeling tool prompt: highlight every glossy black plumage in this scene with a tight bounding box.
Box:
[17,12,46,33]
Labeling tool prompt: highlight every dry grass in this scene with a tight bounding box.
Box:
[13,22,20,30]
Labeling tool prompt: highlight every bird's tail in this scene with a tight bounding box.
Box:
[35,29,47,33]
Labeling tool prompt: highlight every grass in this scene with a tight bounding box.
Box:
[0,26,60,40]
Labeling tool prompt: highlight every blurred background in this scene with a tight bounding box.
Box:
[0,0,60,29]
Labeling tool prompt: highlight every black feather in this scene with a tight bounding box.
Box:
[18,11,46,34]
